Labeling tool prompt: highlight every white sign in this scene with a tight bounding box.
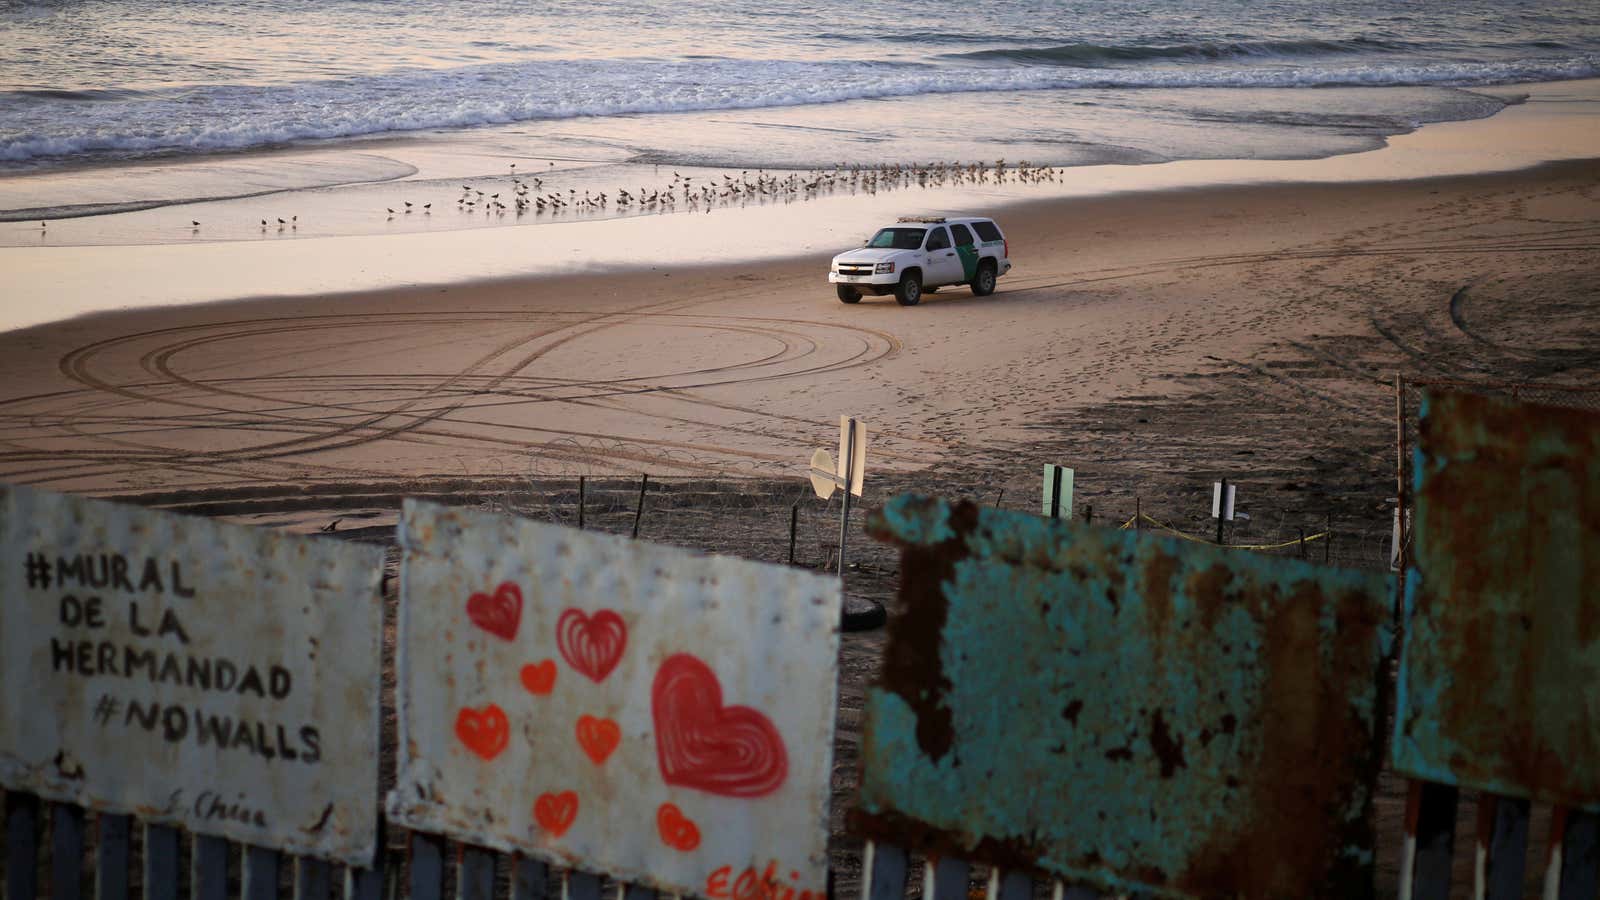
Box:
[0,484,384,864]
[1211,482,1237,521]
[808,448,837,501]
[388,500,841,898]
[838,416,866,498]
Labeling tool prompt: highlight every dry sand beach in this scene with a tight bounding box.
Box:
[2,64,1598,900]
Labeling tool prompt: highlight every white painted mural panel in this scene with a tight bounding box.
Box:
[0,483,385,864]
[388,500,841,899]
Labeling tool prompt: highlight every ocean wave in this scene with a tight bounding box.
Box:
[2,54,1595,163]
[943,37,1422,66]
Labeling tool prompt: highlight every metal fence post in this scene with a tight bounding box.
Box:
[50,803,84,900]
[192,834,229,900]
[95,813,129,900]
[144,824,180,900]
[6,793,39,900]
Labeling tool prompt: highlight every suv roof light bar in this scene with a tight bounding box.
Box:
[896,216,946,223]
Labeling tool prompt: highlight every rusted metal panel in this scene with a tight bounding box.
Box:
[0,483,385,865]
[388,500,841,900]
[1393,390,1600,810]
[857,496,1393,899]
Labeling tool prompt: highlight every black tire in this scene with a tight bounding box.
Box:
[894,271,922,306]
[836,284,861,303]
[970,261,997,296]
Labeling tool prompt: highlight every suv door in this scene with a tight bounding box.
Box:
[949,222,981,283]
[921,226,962,287]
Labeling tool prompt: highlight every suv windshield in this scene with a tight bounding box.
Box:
[868,228,926,250]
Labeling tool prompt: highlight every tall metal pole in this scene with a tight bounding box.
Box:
[837,417,856,580]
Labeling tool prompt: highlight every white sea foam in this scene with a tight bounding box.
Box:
[2,55,1596,163]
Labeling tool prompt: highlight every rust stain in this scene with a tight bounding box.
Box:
[871,497,981,764]
[1396,389,1600,808]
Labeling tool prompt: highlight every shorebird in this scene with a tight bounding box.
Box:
[261,219,268,226]
[387,208,394,214]
[423,203,431,210]
[277,218,286,224]
[191,220,200,226]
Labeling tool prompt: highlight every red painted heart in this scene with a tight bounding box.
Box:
[656,803,701,852]
[556,608,627,683]
[455,704,510,761]
[467,581,522,642]
[651,653,787,798]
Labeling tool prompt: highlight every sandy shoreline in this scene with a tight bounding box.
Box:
[3,78,1598,334]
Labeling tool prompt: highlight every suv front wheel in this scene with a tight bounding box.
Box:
[970,261,997,297]
[895,271,922,306]
[836,285,861,303]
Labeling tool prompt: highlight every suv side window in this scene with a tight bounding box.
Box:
[950,224,976,247]
[972,220,1002,242]
[925,227,951,251]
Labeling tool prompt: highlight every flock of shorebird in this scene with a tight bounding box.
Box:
[32,158,1062,235]
[401,158,1064,223]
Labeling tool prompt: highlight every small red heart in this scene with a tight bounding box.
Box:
[467,581,522,642]
[534,791,578,837]
[652,654,787,798]
[520,660,557,695]
[656,803,700,852]
[455,704,509,761]
[556,608,627,683]
[575,715,620,765]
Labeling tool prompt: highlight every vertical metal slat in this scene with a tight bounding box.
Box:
[1052,880,1104,900]
[6,793,40,900]
[1401,780,1458,900]
[861,842,907,900]
[409,832,445,900]
[510,856,548,900]
[996,870,1030,900]
[621,883,657,900]
[243,846,280,900]
[50,802,85,900]
[456,846,495,900]
[144,824,181,900]
[565,870,602,900]
[1473,794,1529,900]
[1545,807,1600,900]
[924,857,970,900]
[191,834,229,900]
[296,857,331,900]
[95,814,130,900]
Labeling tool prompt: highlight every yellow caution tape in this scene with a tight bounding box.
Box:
[1122,513,1329,551]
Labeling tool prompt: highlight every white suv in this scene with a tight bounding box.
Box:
[829,216,1012,306]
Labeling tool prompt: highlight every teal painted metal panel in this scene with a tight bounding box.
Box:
[857,496,1393,899]
[1393,390,1600,810]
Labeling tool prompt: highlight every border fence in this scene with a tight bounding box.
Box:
[4,382,1597,900]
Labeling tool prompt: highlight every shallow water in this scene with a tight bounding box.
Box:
[3,0,1596,176]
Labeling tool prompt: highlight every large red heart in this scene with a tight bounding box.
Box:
[651,654,787,798]
[467,581,522,642]
[556,608,627,683]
